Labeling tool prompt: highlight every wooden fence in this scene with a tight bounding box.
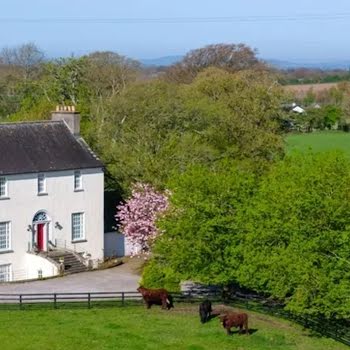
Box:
[0,291,348,346]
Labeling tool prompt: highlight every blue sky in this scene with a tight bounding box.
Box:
[1,0,350,61]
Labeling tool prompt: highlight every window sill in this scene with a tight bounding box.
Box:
[74,189,84,192]
[37,192,48,196]
[0,250,13,255]
[72,239,87,244]
[0,196,10,200]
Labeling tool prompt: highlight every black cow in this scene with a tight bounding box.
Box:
[199,300,212,323]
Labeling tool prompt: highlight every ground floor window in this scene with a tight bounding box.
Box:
[72,213,84,241]
[0,222,10,251]
[0,264,11,282]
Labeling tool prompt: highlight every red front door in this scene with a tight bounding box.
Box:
[37,224,45,251]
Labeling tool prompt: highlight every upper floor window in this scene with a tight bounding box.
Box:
[72,213,84,241]
[0,222,10,251]
[0,177,8,198]
[0,264,11,282]
[74,171,83,191]
[37,173,46,194]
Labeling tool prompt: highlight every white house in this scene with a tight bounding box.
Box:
[292,105,306,114]
[0,106,104,282]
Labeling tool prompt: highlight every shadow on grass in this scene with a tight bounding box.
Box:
[225,328,258,336]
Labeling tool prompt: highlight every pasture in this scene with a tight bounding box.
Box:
[0,305,346,350]
[286,131,350,155]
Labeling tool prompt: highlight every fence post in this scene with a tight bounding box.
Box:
[88,293,91,309]
[54,293,57,309]
[122,292,125,306]
[19,294,22,310]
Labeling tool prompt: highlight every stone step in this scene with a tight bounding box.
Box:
[47,250,88,275]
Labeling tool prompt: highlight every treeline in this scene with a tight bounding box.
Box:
[282,81,350,132]
[279,68,350,85]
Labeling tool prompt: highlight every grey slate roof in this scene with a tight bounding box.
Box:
[0,121,103,175]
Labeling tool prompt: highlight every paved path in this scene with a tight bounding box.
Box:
[0,263,140,293]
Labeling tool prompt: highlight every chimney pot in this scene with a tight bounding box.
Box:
[51,105,80,136]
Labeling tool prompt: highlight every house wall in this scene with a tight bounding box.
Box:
[24,253,58,280]
[0,168,104,280]
[104,232,125,257]
[104,232,142,258]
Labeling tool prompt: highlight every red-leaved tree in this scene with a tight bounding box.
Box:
[116,183,169,255]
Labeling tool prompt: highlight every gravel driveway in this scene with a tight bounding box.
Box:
[0,263,140,294]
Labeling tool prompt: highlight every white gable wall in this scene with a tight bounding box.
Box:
[0,168,104,280]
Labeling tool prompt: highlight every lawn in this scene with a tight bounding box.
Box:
[286,131,350,155]
[0,305,346,350]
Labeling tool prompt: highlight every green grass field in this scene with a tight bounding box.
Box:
[286,131,350,155]
[0,305,346,350]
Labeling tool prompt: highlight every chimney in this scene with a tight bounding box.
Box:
[51,105,80,136]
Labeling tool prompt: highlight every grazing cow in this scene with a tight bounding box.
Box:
[199,300,212,323]
[137,287,174,310]
[219,312,249,335]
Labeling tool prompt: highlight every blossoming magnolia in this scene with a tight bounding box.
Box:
[116,183,169,255]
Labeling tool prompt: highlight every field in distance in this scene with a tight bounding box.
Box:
[286,131,350,156]
[284,82,338,99]
[0,305,346,350]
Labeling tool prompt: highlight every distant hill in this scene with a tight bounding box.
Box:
[266,59,350,70]
[140,55,183,67]
[139,55,350,70]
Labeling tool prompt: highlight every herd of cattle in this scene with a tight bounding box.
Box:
[137,287,249,336]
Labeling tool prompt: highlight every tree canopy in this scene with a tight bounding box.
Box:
[236,152,350,318]
[90,67,284,191]
[145,152,350,318]
[165,43,266,83]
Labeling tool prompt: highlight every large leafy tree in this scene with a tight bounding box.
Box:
[165,43,265,83]
[91,67,284,192]
[144,160,259,285]
[84,51,141,99]
[0,42,44,81]
[236,152,350,318]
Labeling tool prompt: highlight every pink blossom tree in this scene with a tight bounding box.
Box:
[116,183,169,255]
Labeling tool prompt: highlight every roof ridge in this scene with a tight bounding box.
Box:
[0,120,63,126]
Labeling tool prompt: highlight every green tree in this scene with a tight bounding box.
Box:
[236,152,350,318]
[0,42,44,81]
[90,68,284,191]
[143,160,261,285]
[143,160,259,286]
[323,105,342,129]
[84,51,141,99]
[8,57,91,123]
